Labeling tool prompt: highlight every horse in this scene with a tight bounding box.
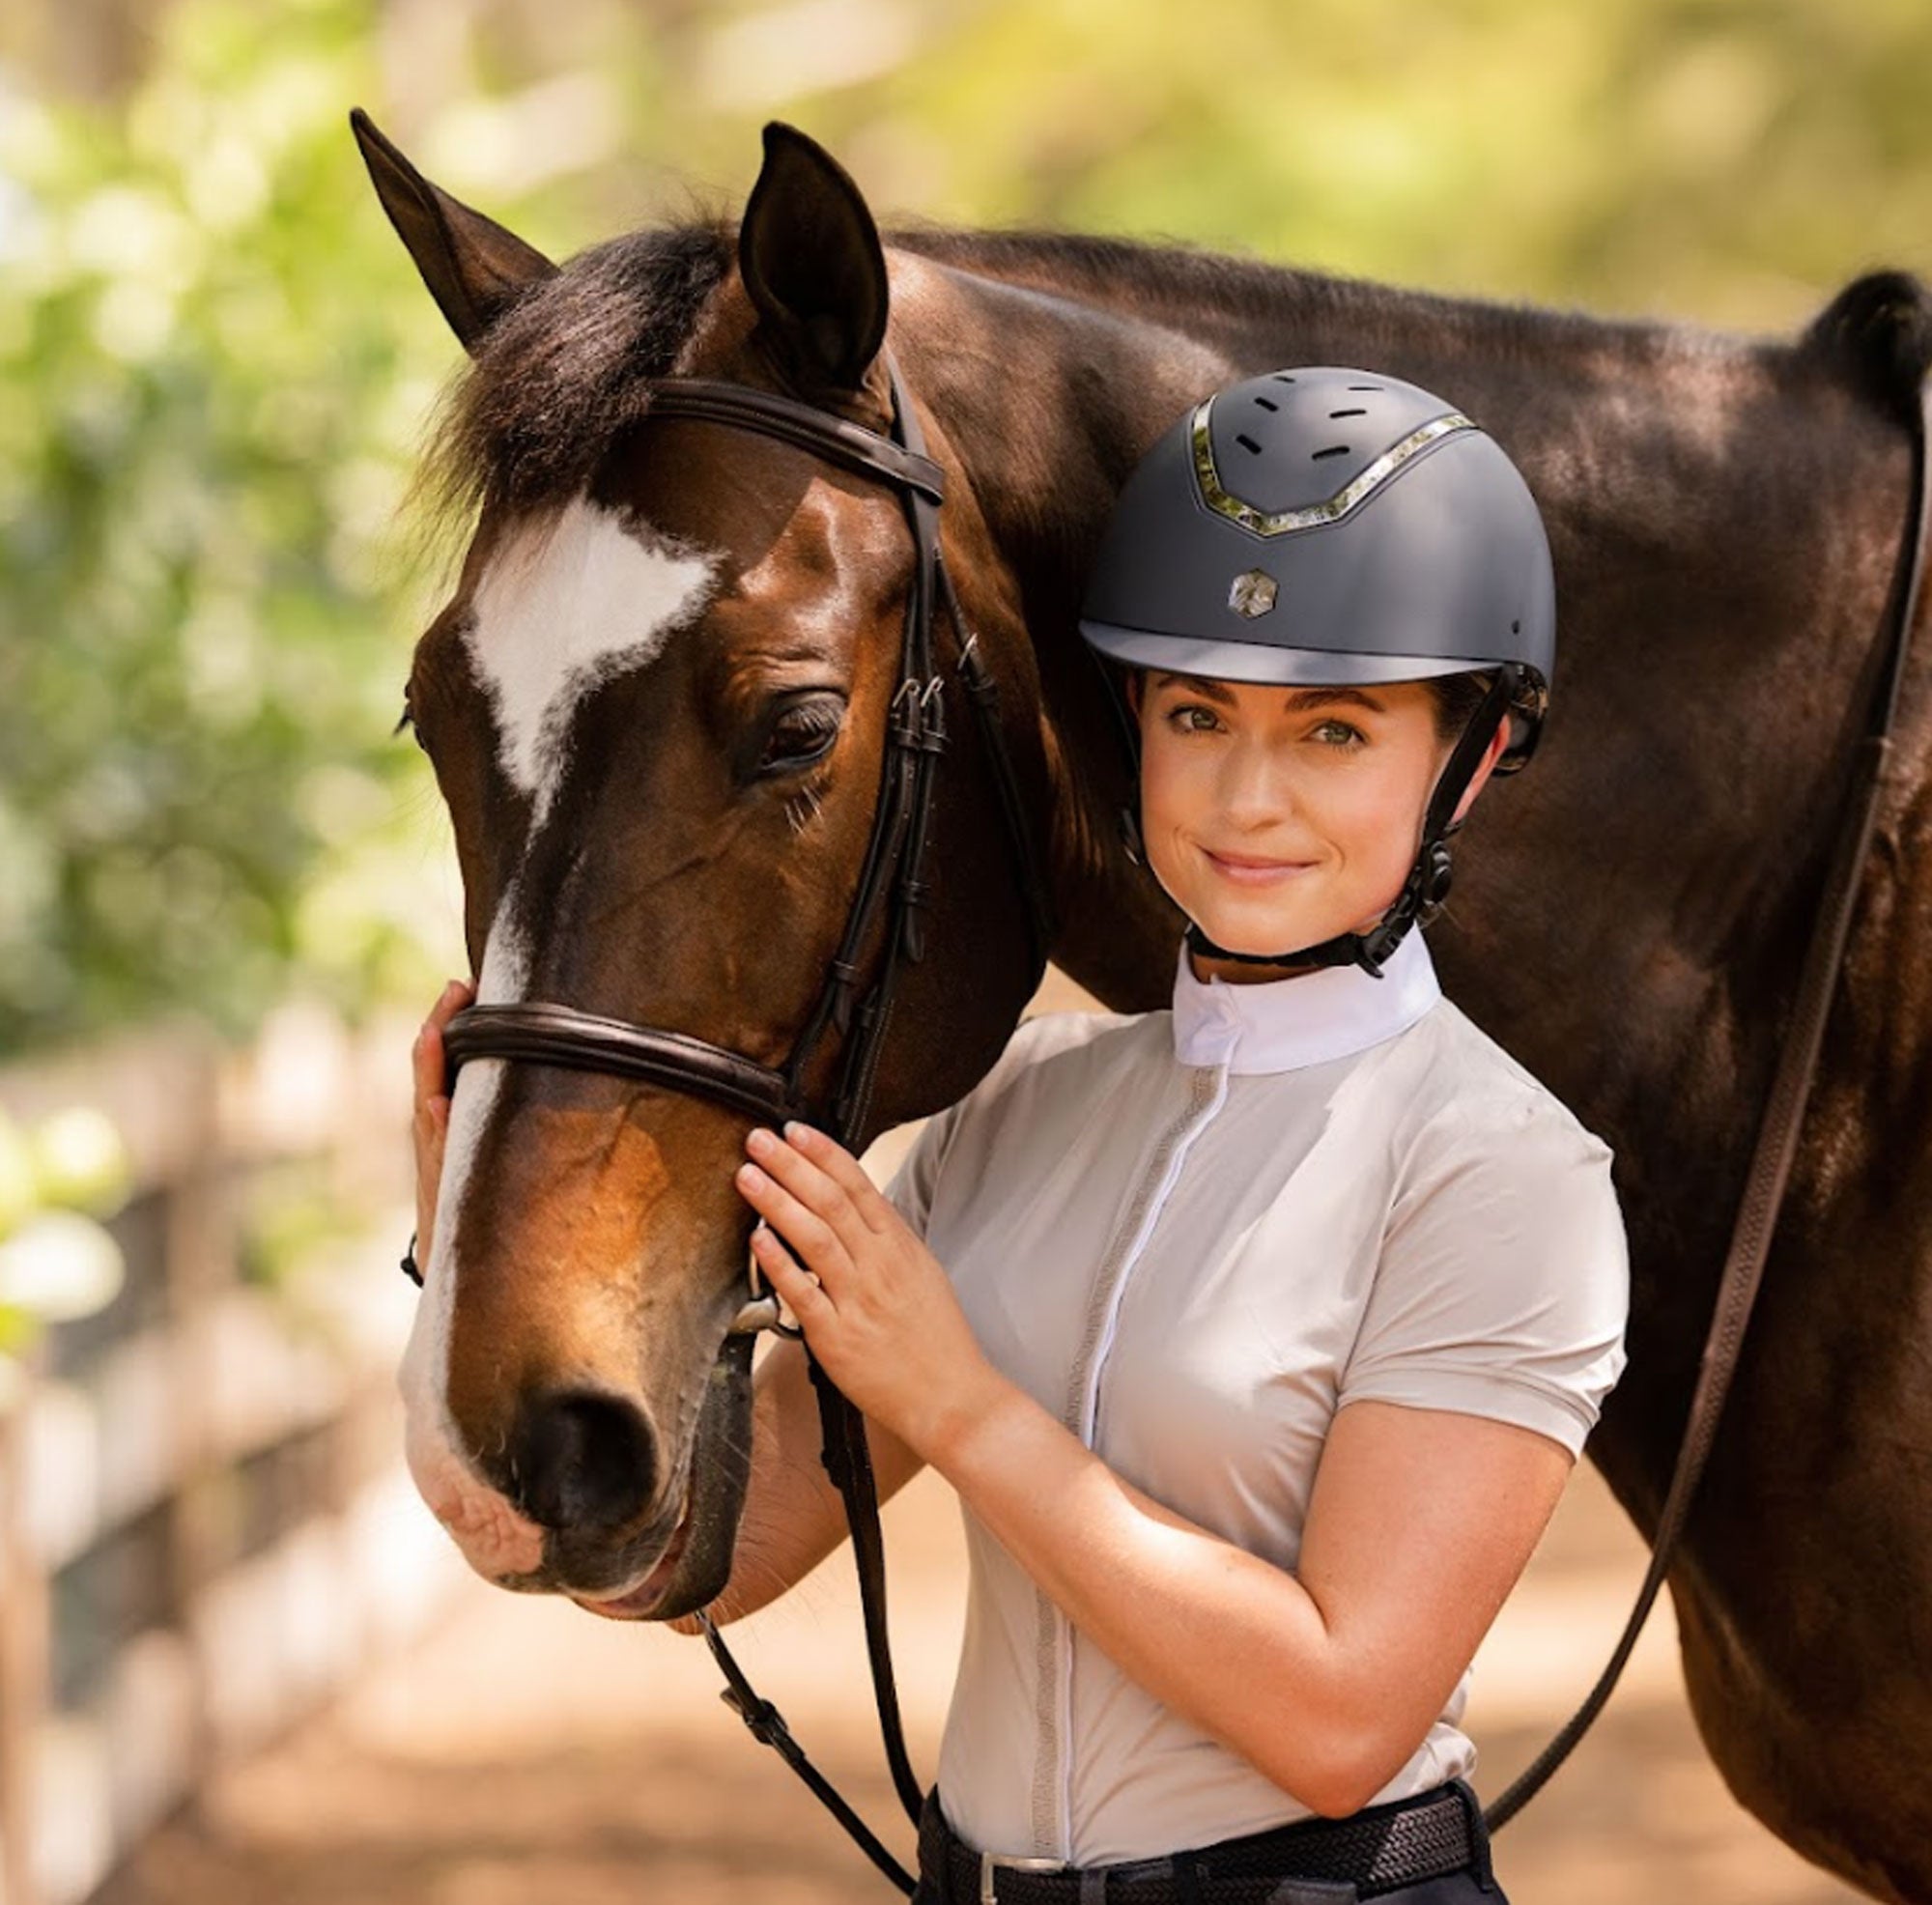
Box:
[353,108,1932,1902]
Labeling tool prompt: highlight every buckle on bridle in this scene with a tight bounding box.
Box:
[916,674,948,753]
[731,1234,802,1338]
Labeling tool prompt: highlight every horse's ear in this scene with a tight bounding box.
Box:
[738,122,889,393]
[350,107,558,354]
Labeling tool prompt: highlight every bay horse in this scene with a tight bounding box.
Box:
[353,108,1932,1902]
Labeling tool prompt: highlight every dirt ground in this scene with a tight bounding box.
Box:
[97,1446,1864,1905]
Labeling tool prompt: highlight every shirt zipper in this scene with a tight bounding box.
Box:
[1032,1056,1234,1861]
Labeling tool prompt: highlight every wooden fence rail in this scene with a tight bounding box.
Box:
[0,1001,467,1905]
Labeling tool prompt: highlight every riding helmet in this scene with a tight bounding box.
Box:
[1076,363,1556,978]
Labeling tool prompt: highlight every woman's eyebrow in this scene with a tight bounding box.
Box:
[1284,686,1388,713]
[1151,672,1388,715]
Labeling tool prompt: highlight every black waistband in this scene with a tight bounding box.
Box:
[918,1777,1493,1903]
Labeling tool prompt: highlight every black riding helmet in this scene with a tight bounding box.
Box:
[1077,364,1556,978]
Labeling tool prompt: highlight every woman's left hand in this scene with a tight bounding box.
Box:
[733,1122,1006,1464]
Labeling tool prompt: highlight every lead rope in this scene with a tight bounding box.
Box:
[1485,371,1932,1831]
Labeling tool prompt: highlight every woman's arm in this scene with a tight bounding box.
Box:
[933,1385,1571,1818]
[734,1117,1576,1820]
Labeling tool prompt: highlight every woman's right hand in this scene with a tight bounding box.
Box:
[412,978,476,1272]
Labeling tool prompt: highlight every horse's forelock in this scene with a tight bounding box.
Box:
[413,216,739,542]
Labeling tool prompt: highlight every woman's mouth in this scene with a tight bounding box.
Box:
[1201,846,1319,887]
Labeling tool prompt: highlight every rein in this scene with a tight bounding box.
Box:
[1483,369,1932,1830]
[399,358,1932,1877]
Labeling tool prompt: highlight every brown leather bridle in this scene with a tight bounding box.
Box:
[412,348,1055,1891]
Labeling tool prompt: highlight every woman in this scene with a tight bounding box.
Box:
[412,367,1629,1902]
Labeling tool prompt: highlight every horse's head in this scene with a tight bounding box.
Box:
[355,113,1054,1616]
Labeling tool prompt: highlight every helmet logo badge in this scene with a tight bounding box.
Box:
[1230,568,1278,618]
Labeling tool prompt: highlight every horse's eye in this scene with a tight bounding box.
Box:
[757,695,843,773]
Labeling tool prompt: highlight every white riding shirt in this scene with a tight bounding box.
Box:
[882,926,1630,1866]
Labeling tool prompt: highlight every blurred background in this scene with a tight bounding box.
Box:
[2,0,1927,1899]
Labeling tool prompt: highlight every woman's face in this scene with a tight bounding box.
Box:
[1129,668,1508,983]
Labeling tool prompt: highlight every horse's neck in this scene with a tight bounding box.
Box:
[880,234,1663,1010]
[885,235,1915,1038]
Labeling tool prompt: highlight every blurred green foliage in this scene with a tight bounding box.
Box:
[0,0,465,1053]
[2,0,1929,1059]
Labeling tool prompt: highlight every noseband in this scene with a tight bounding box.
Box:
[410,349,1058,1892]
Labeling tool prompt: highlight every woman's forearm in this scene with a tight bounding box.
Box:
[928,1373,1376,1818]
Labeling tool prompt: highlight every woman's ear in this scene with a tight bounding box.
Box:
[1450,714,1512,825]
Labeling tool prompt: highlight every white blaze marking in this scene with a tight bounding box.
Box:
[398,887,549,1581]
[465,496,721,827]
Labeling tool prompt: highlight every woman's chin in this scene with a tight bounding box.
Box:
[1190,900,1337,961]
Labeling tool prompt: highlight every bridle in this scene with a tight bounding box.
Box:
[416,347,1056,1892]
[440,350,1055,1164]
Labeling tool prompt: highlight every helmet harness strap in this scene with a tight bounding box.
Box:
[1168,665,1523,980]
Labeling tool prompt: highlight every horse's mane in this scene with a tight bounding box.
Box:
[414,213,1526,537]
[418,198,1932,545]
[418,216,1302,529]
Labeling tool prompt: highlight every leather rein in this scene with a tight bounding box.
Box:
[1485,372,1932,1830]
[403,355,1932,1876]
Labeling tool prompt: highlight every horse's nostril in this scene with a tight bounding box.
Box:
[511,1390,656,1533]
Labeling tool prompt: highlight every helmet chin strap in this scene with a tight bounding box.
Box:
[1175,667,1521,981]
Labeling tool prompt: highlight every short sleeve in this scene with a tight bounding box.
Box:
[880,1097,963,1240]
[1337,1095,1631,1459]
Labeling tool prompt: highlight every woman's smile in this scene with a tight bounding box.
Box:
[1199,844,1321,886]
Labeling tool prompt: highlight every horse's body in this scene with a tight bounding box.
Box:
[357,111,1932,1900]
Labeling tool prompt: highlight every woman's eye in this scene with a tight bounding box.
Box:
[1315,720,1367,748]
[1165,703,1220,733]
[758,698,842,772]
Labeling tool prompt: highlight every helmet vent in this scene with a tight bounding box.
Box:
[1236,433,1263,454]
[1347,384,1381,391]
[1311,444,1350,461]
[1328,408,1366,419]
[1270,373,1297,384]
[1253,396,1279,412]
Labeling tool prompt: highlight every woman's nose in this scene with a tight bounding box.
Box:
[1216,740,1295,826]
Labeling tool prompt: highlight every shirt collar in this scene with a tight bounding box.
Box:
[1170,926,1442,1073]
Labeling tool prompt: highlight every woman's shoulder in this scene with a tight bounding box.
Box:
[1399,995,1615,1168]
[964,1003,1159,1111]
